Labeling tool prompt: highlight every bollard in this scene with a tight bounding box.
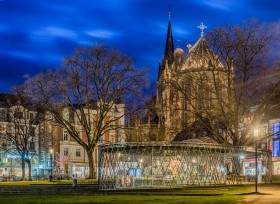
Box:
[73,178,77,187]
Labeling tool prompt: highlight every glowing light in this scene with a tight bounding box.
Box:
[254,129,259,137]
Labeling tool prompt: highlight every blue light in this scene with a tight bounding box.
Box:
[272,122,280,157]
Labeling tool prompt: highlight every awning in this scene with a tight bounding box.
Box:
[72,163,88,167]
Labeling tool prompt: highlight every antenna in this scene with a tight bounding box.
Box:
[177,40,181,47]
[168,5,171,20]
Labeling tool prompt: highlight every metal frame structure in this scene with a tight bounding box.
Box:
[98,142,254,190]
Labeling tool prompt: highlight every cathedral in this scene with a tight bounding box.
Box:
[155,16,233,142]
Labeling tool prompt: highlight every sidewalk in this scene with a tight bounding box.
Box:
[241,183,280,204]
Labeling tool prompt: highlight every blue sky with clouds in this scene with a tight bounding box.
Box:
[0,0,280,93]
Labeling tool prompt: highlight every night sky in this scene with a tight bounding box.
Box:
[1,0,280,93]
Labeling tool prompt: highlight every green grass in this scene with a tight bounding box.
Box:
[0,185,250,203]
[0,195,244,204]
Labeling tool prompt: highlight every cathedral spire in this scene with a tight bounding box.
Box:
[164,6,174,66]
[157,7,175,81]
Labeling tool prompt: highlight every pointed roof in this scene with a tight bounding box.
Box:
[164,19,174,65]
[183,37,223,70]
[157,19,175,81]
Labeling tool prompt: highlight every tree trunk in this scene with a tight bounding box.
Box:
[86,150,96,179]
[26,159,32,181]
[21,157,26,181]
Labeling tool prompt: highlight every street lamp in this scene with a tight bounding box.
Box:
[49,148,53,182]
[254,129,258,193]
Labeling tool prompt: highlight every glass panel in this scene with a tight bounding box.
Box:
[273,123,280,157]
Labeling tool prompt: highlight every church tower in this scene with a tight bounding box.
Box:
[156,9,177,141]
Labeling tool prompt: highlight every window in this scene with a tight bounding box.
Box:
[30,126,35,136]
[30,112,34,120]
[64,148,68,156]
[109,135,115,143]
[0,109,6,119]
[76,149,81,157]
[63,131,68,141]
[30,141,35,152]
[273,122,280,157]
[14,111,23,119]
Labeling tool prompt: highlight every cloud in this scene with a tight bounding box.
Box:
[33,27,77,39]
[0,0,279,93]
[85,30,121,39]
[201,0,240,10]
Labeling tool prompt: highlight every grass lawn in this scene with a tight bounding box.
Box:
[0,185,251,204]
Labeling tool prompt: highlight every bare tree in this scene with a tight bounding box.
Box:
[170,19,280,145]
[55,152,72,178]
[21,43,147,178]
[1,93,39,181]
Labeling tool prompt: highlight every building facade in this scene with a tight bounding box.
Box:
[0,93,39,180]
[0,93,125,180]
[39,103,126,179]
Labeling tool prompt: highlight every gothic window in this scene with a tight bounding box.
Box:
[209,84,214,109]
[205,83,210,109]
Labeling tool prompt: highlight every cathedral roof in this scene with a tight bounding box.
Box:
[183,37,224,70]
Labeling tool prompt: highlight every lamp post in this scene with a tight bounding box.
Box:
[10,157,13,181]
[254,129,258,193]
[49,148,53,182]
